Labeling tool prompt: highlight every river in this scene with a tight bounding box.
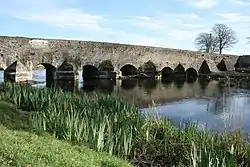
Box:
[1,69,250,133]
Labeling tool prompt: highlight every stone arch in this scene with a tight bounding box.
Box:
[161,67,174,78]
[98,60,114,72]
[57,61,75,80]
[216,59,227,71]
[4,60,31,82]
[173,63,186,78]
[198,60,211,74]
[32,63,56,87]
[39,63,57,81]
[120,64,138,76]
[138,61,157,76]
[58,61,74,71]
[174,63,185,73]
[82,64,99,80]
[186,68,197,78]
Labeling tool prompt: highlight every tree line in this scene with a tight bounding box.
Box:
[194,24,240,54]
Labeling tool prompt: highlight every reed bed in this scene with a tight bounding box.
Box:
[1,82,250,166]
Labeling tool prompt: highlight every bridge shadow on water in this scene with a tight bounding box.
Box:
[43,76,219,107]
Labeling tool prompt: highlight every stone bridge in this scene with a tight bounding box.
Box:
[0,36,239,82]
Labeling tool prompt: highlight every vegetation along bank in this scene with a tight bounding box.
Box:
[0,83,250,166]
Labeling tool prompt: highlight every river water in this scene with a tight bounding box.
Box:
[1,70,250,133]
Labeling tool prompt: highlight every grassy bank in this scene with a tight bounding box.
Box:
[0,101,131,167]
[1,83,250,166]
[0,125,131,167]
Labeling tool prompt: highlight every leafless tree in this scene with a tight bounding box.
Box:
[195,32,219,53]
[211,24,238,54]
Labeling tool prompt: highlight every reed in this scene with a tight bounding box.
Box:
[0,83,142,158]
[0,82,250,166]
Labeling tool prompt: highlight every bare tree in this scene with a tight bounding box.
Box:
[211,24,238,54]
[195,32,219,53]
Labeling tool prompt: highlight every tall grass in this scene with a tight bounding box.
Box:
[1,82,250,166]
[0,83,142,158]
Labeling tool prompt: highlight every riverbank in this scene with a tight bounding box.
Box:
[0,83,250,166]
[0,101,131,167]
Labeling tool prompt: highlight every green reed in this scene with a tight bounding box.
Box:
[0,83,141,158]
[1,82,250,166]
[131,115,249,166]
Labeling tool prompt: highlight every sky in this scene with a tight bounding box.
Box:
[0,0,250,55]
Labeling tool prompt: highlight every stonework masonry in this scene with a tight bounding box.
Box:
[0,36,239,82]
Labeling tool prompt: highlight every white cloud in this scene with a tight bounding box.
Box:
[122,13,203,31]
[122,16,166,29]
[167,30,199,41]
[228,0,250,6]
[104,30,173,47]
[1,0,107,31]
[182,23,205,28]
[217,12,250,22]
[164,13,202,21]
[176,0,219,8]
[16,8,105,31]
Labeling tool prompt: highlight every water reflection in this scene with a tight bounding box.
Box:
[1,69,250,133]
[121,79,137,90]
[82,79,116,93]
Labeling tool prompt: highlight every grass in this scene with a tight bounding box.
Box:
[0,101,29,130]
[0,100,132,167]
[1,82,250,166]
[0,125,131,167]
[0,83,142,158]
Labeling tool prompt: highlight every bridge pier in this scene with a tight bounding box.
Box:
[116,71,122,79]
[4,60,32,82]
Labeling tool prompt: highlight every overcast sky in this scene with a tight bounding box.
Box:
[0,0,250,55]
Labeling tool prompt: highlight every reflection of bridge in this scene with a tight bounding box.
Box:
[79,78,223,108]
[0,36,239,82]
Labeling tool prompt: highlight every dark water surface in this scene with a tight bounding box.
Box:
[1,70,250,133]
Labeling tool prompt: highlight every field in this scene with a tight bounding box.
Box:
[0,83,250,166]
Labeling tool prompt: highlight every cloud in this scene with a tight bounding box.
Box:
[16,8,105,31]
[102,30,174,47]
[122,16,166,29]
[2,0,107,31]
[167,30,200,41]
[122,13,203,31]
[228,0,250,6]
[176,0,219,8]
[217,12,250,22]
